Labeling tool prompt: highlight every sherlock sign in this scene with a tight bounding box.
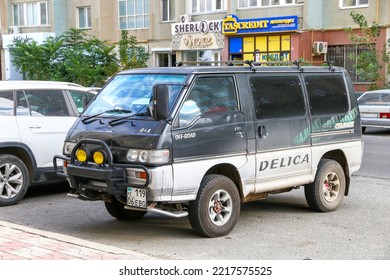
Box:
[171,19,224,51]
[222,14,298,35]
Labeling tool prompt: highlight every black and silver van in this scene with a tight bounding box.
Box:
[54,63,363,237]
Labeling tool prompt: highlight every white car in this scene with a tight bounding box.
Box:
[0,81,96,206]
[358,89,390,133]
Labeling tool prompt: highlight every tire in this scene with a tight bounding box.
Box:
[305,159,346,212]
[362,126,366,133]
[188,174,241,238]
[0,154,29,206]
[104,196,147,220]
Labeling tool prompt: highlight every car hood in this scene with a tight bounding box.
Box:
[67,118,169,149]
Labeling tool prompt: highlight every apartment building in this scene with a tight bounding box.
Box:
[1,0,390,91]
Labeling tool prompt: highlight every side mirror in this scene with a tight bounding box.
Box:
[153,84,169,121]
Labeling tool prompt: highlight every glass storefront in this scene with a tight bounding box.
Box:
[229,34,291,62]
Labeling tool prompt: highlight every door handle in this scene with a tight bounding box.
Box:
[258,125,268,139]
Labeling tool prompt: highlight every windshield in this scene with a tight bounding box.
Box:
[84,74,187,116]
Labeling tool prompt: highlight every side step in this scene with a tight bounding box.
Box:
[124,205,188,218]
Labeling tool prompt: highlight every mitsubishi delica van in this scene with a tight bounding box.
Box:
[54,63,363,237]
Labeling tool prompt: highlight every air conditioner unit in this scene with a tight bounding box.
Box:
[180,14,191,23]
[313,41,328,54]
[8,26,20,34]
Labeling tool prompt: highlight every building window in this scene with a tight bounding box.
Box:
[327,44,372,82]
[340,0,368,8]
[119,0,149,30]
[78,6,91,29]
[157,53,177,67]
[13,2,49,27]
[238,0,298,8]
[191,0,226,13]
[162,0,174,22]
[229,35,291,62]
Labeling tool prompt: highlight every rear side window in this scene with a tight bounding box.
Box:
[0,91,14,116]
[305,75,349,115]
[250,75,306,119]
[358,92,390,105]
[16,90,70,116]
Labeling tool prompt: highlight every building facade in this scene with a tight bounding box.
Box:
[1,0,390,91]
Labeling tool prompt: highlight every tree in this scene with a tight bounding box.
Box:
[8,28,119,87]
[346,11,382,89]
[118,30,149,70]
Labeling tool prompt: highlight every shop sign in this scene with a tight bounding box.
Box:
[172,33,222,51]
[222,14,298,35]
[172,20,222,35]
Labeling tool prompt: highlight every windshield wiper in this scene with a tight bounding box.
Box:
[108,105,149,126]
[82,109,132,124]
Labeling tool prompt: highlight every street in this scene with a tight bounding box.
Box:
[0,128,389,260]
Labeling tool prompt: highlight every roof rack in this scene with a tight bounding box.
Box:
[176,60,337,72]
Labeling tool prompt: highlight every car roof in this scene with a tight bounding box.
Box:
[0,80,88,91]
[362,89,390,94]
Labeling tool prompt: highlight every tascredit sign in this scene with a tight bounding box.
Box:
[222,14,299,35]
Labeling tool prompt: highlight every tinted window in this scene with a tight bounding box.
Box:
[250,75,306,119]
[305,75,349,115]
[16,90,70,116]
[178,76,238,126]
[0,91,14,116]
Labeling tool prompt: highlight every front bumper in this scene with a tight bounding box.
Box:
[53,139,150,197]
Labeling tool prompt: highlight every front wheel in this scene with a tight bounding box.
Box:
[188,175,241,238]
[0,154,29,206]
[105,196,147,220]
[305,159,346,212]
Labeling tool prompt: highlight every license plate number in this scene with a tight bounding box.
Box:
[127,187,147,209]
[361,113,377,118]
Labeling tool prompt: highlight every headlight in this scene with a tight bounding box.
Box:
[63,142,77,156]
[126,149,169,164]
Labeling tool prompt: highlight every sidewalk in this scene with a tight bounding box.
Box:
[0,221,157,260]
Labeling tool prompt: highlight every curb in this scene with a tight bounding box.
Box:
[0,220,157,260]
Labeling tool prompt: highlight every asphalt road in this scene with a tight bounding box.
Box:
[1,128,389,260]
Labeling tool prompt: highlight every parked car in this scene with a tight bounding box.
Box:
[358,89,390,133]
[54,65,363,237]
[0,80,96,206]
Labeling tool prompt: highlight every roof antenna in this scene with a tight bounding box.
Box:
[326,61,335,72]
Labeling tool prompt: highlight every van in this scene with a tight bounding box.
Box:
[54,63,363,237]
[0,81,95,206]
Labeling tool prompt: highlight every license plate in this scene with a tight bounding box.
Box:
[127,187,147,209]
[361,113,377,118]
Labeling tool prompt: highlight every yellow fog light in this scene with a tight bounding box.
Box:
[93,151,105,165]
[76,149,88,162]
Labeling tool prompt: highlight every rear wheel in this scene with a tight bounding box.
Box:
[188,175,241,238]
[305,159,346,212]
[0,154,29,206]
[362,126,366,133]
[105,196,147,220]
